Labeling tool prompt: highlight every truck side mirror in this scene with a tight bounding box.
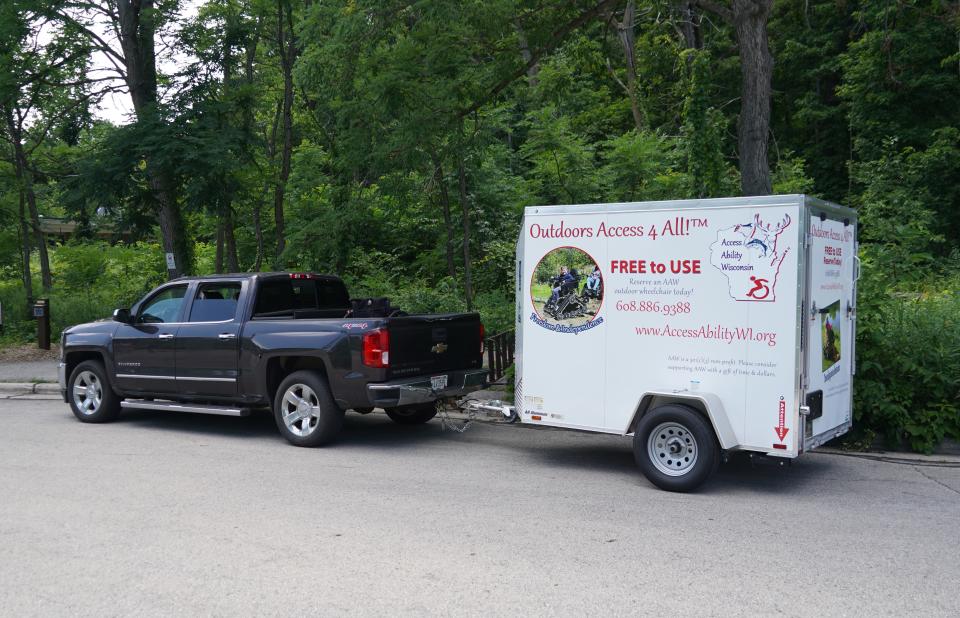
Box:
[112,308,131,324]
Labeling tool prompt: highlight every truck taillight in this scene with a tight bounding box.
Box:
[480,323,485,355]
[362,328,389,368]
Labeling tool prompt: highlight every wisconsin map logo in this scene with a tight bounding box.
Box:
[709,214,792,302]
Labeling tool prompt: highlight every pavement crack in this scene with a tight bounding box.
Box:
[914,465,960,497]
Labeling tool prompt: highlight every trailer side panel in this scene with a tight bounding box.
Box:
[519,197,809,455]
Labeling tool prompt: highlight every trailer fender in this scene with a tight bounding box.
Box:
[626,391,737,450]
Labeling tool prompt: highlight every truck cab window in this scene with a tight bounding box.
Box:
[137,285,188,324]
[190,283,242,322]
[253,278,350,318]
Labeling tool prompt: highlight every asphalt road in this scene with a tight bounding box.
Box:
[1,398,958,617]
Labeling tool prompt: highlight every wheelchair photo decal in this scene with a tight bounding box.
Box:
[530,246,604,333]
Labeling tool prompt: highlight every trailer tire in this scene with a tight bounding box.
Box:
[273,370,344,447]
[633,404,719,492]
[385,404,437,425]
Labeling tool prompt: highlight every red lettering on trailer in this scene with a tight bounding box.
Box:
[610,260,646,273]
[774,396,789,441]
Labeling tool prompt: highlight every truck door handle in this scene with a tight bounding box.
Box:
[218,333,236,340]
[158,333,175,340]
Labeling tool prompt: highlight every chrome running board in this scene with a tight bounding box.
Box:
[121,399,251,417]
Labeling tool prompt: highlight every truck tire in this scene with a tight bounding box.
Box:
[68,360,121,423]
[273,371,344,447]
[384,404,437,425]
[633,404,719,492]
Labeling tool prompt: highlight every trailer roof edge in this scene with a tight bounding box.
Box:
[523,194,855,218]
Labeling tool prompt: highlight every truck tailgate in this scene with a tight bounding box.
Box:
[386,314,483,378]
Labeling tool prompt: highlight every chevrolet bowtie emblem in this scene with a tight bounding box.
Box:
[431,342,448,354]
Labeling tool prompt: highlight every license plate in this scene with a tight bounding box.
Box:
[431,374,448,391]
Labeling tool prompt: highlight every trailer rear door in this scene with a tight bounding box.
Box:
[803,208,857,449]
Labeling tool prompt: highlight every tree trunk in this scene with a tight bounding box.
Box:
[116,0,190,278]
[257,97,283,272]
[694,0,773,195]
[219,38,240,274]
[732,0,773,195]
[455,149,474,311]
[252,199,264,271]
[515,23,540,88]
[5,107,51,290]
[607,1,644,131]
[150,164,190,278]
[678,2,702,52]
[224,206,240,272]
[215,222,225,273]
[430,152,457,279]
[18,190,33,304]
[272,0,296,268]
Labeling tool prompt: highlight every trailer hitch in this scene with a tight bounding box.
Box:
[433,397,518,433]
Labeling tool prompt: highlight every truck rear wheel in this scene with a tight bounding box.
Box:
[633,404,719,492]
[384,404,437,425]
[273,371,344,447]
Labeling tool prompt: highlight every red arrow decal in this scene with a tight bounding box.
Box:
[774,397,789,442]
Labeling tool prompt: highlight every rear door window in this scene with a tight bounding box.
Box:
[189,282,242,322]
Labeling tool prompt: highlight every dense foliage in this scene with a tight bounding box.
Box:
[1,0,957,450]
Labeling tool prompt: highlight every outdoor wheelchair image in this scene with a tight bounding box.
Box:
[533,247,603,325]
[544,270,589,320]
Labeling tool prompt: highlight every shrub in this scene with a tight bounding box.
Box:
[854,264,960,452]
[1,242,172,346]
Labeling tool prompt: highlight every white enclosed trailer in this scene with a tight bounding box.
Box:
[513,195,858,491]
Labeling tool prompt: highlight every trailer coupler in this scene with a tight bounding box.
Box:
[433,397,518,433]
[461,398,517,421]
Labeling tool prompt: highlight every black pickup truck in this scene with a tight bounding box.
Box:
[58,272,487,446]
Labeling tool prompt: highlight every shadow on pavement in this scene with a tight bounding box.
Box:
[115,408,281,441]
[337,413,455,450]
[114,407,445,449]
[111,406,835,494]
[518,433,829,495]
[705,452,829,495]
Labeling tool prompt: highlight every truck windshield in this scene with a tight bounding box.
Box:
[253,278,350,318]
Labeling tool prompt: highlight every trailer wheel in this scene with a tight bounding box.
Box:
[385,404,437,425]
[633,404,719,492]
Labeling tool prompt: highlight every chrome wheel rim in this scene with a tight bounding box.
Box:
[280,383,321,437]
[73,370,102,416]
[648,421,698,476]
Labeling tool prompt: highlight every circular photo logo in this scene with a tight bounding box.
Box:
[531,246,604,329]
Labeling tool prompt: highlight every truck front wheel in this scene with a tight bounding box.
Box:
[273,371,344,447]
[633,404,719,492]
[384,404,437,425]
[68,360,121,423]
